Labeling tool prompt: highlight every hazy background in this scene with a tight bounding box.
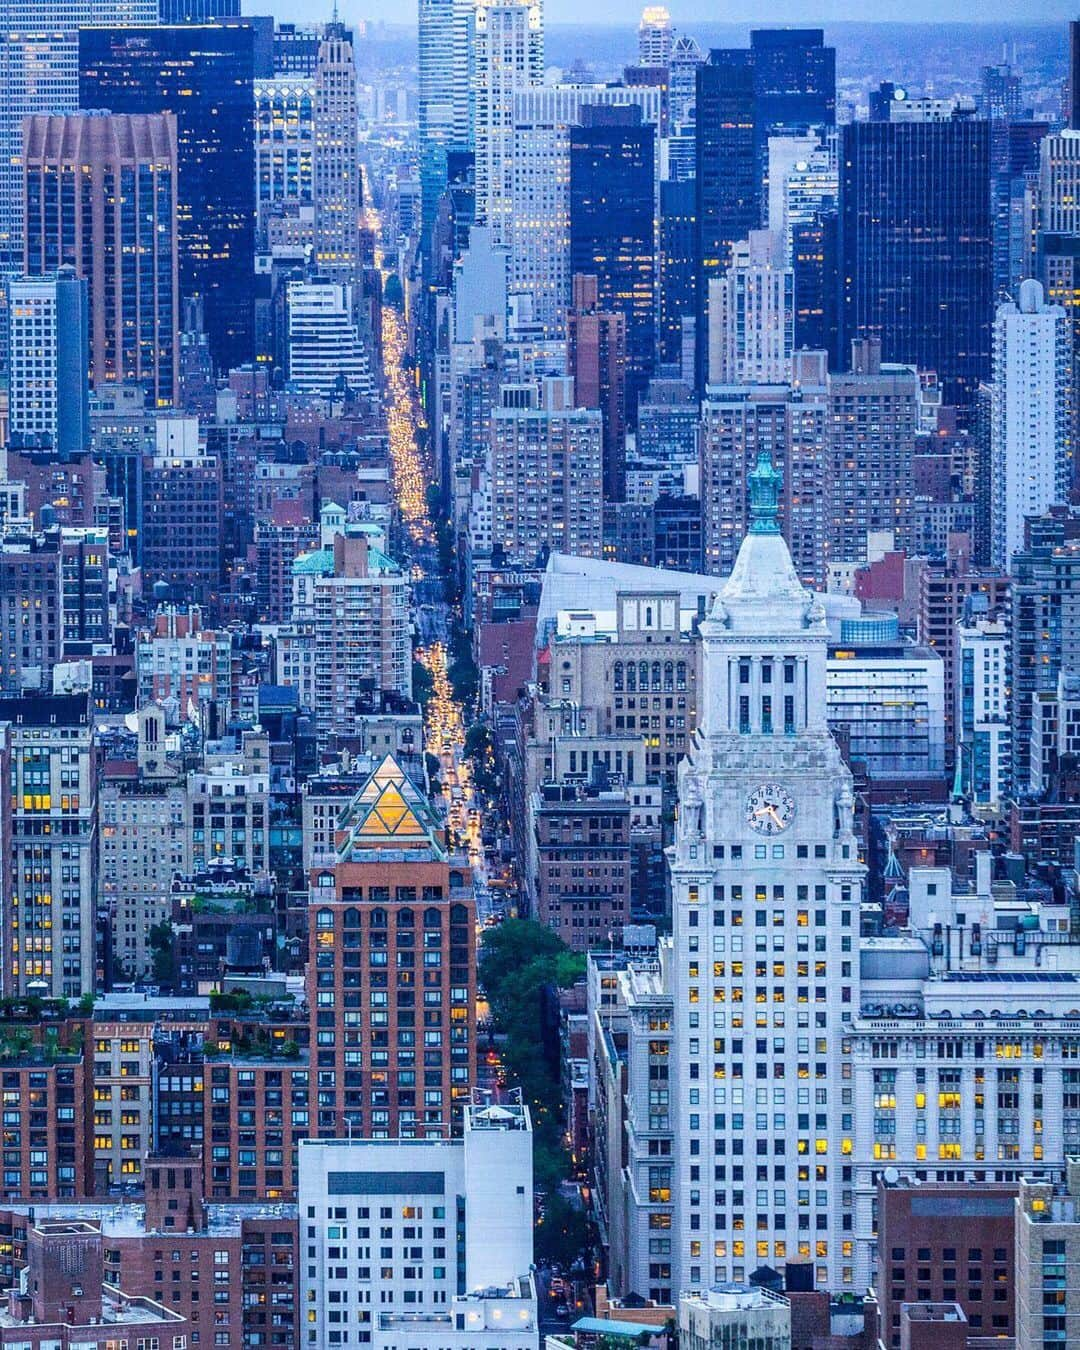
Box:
[255,1,1074,29]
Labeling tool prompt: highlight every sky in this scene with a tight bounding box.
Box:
[257,0,1077,29]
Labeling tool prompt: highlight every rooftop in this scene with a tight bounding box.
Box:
[3,1199,299,1239]
[0,1286,185,1330]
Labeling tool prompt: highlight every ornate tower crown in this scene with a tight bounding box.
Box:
[748,450,782,535]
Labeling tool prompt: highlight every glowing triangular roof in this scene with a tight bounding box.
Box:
[338,753,443,854]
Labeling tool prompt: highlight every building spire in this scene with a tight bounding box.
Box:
[748,451,782,535]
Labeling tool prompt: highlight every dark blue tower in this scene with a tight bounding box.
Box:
[839,114,992,416]
[79,23,256,377]
[569,103,656,428]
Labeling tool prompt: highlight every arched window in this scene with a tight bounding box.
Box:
[343,907,361,929]
[316,909,334,930]
[424,907,443,928]
[397,907,415,926]
[613,662,624,692]
[370,907,388,928]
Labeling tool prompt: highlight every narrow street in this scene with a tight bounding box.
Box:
[366,198,495,924]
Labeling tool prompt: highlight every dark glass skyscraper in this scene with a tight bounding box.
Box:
[659,178,696,369]
[694,50,758,390]
[569,104,656,428]
[79,23,256,376]
[793,209,838,367]
[159,0,240,18]
[839,115,992,414]
[692,32,835,390]
[750,28,835,136]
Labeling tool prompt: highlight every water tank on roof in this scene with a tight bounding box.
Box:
[839,612,900,645]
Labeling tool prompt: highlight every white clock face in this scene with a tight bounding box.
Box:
[746,783,796,834]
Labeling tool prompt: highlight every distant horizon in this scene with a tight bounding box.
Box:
[254,3,1074,32]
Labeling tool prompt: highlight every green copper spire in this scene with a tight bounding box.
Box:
[748,451,782,534]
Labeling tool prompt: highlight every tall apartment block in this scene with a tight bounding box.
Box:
[0,526,109,695]
[0,693,97,999]
[472,0,544,245]
[306,755,476,1139]
[707,229,793,387]
[826,339,919,567]
[308,530,411,745]
[566,274,627,503]
[489,376,604,564]
[141,418,223,608]
[700,350,829,585]
[5,272,90,454]
[990,279,1072,568]
[1016,1169,1080,1350]
[22,111,179,407]
[1009,511,1080,794]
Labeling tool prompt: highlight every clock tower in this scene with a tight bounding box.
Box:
[668,452,864,1294]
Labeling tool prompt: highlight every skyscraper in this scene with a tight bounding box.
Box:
[159,0,239,17]
[0,0,157,268]
[313,24,361,285]
[750,27,835,136]
[567,274,627,502]
[981,60,1021,121]
[668,32,703,131]
[5,272,90,455]
[79,22,256,375]
[670,454,864,1291]
[569,104,656,427]
[509,83,660,334]
[659,178,697,368]
[418,0,471,253]
[751,28,835,221]
[990,280,1071,569]
[1038,129,1080,490]
[695,51,758,389]
[707,229,793,386]
[304,753,476,1138]
[638,5,672,67]
[286,279,373,400]
[472,0,544,246]
[22,111,179,407]
[254,74,315,237]
[490,376,603,563]
[839,114,992,414]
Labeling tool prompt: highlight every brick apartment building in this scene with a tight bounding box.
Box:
[0,1153,296,1350]
[306,754,476,1139]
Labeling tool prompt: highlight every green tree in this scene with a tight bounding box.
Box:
[534,1192,589,1269]
[149,921,176,988]
[479,921,589,1272]
[412,660,434,708]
